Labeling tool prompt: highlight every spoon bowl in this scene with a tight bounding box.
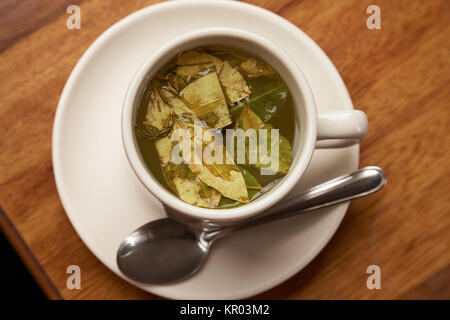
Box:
[117,219,209,284]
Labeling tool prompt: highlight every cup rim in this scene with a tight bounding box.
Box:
[122,27,317,222]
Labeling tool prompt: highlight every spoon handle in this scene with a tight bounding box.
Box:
[205,167,386,241]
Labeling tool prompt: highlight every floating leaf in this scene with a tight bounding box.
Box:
[218,189,260,209]
[217,167,262,208]
[218,63,251,103]
[138,83,197,139]
[155,136,221,208]
[167,121,249,203]
[240,57,275,77]
[235,103,292,175]
[180,72,232,129]
[236,100,264,130]
[259,124,292,175]
[240,166,262,190]
[176,50,250,104]
[154,135,173,165]
[247,77,288,122]
[176,51,223,79]
[142,84,173,138]
[187,128,248,203]
[159,88,199,123]
[166,72,187,93]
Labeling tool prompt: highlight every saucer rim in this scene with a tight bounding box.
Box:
[52,0,357,299]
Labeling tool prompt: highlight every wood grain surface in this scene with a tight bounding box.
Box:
[0,0,449,300]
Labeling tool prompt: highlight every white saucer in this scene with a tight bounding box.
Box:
[53,0,358,299]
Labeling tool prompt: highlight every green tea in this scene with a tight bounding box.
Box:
[135,46,296,209]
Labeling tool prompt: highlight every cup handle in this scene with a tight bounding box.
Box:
[315,110,368,148]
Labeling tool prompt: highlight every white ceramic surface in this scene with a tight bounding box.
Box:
[53,0,359,299]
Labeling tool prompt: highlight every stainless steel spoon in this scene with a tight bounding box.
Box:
[117,166,386,284]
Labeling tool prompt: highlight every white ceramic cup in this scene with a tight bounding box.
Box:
[122,27,368,224]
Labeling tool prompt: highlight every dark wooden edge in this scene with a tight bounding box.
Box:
[0,205,63,300]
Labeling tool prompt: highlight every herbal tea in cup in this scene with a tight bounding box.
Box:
[134,46,295,209]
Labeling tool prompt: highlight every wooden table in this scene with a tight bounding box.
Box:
[0,0,449,300]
